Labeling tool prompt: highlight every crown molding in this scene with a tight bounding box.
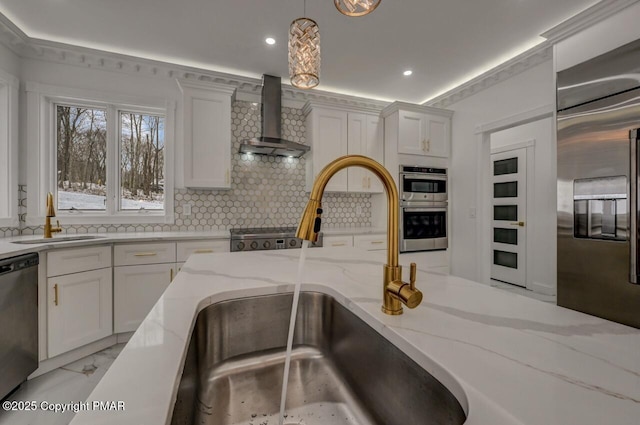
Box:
[0,12,390,112]
[0,13,29,55]
[381,101,453,119]
[540,0,639,44]
[425,42,553,109]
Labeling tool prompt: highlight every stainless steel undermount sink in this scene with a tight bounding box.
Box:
[11,235,106,244]
[171,292,467,425]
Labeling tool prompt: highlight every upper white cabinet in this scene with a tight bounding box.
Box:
[178,80,236,189]
[382,101,453,158]
[303,102,384,193]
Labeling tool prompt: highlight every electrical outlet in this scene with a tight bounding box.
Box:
[183,203,192,216]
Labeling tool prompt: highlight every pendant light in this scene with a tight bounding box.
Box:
[334,0,381,17]
[288,1,320,89]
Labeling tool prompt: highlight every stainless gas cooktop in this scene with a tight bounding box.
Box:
[230,227,323,252]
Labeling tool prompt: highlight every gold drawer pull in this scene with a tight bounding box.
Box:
[170,268,174,282]
[509,222,525,227]
[332,243,346,247]
[371,241,384,245]
[194,249,214,254]
[54,284,59,306]
[134,252,158,257]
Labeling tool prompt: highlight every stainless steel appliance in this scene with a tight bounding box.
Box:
[0,253,39,400]
[557,38,640,328]
[399,165,448,252]
[399,165,447,202]
[230,227,323,252]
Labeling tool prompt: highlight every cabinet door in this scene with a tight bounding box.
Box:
[48,268,112,357]
[424,114,450,158]
[364,115,384,193]
[308,108,348,192]
[113,263,175,333]
[398,110,428,156]
[176,239,229,262]
[347,113,367,192]
[180,81,234,189]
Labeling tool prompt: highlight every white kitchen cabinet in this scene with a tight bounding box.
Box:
[114,242,176,266]
[382,101,453,158]
[178,80,236,189]
[323,235,354,248]
[48,267,113,357]
[113,242,178,333]
[303,102,383,193]
[176,239,229,262]
[113,263,177,333]
[347,113,384,193]
[353,234,387,251]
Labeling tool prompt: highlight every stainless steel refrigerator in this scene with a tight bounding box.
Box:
[557,39,640,329]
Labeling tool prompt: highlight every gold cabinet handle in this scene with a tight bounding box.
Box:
[510,221,525,227]
[54,284,59,306]
[371,241,384,245]
[194,249,214,254]
[134,252,157,257]
[170,268,174,282]
[332,243,346,247]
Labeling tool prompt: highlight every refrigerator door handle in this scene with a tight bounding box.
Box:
[630,129,639,284]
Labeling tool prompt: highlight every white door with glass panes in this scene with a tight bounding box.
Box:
[491,148,527,287]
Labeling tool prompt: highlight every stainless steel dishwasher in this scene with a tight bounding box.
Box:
[0,253,39,400]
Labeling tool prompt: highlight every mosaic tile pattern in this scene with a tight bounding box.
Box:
[2,101,372,237]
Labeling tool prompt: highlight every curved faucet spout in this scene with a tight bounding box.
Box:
[297,155,422,315]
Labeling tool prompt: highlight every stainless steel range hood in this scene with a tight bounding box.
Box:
[239,75,310,158]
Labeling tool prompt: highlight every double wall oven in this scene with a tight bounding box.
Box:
[399,165,448,252]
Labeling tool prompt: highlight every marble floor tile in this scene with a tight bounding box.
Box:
[0,344,125,425]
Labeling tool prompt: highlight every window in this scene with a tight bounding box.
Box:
[26,83,174,224]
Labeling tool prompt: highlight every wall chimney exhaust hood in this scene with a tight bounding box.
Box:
[239,75,310,158]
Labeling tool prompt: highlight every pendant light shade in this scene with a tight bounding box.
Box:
[334,0,381,17]
[288,17,320,89]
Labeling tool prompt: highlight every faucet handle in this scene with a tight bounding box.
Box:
[409,262,416,290]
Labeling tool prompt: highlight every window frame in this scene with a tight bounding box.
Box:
[0,69,19,228]
[26,82,175,225]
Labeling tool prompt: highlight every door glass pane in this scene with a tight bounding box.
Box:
[494,158,517,175]
[494,228,517,245]
[494,250,517,269]
[494,205,517,221]
[494,182,517,198]
[56,105,107,211]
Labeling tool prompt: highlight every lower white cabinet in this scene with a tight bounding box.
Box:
[113,263,177,333]
[354,234,387,251]
[323,235,354,248]
[47,268,113,358]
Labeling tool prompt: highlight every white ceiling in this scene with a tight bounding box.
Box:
[0,0,599,103]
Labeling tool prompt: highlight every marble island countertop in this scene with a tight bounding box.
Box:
[69,247,640,425]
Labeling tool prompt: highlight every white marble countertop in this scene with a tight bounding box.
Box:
[0,227,385,260]
[69,247,640,425]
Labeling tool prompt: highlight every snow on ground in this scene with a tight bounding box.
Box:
[59,191,163,210]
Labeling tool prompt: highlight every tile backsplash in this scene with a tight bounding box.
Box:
[1,101,372,237]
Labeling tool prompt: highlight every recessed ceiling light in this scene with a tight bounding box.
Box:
[265,37,276,45]
[403,70,413,76]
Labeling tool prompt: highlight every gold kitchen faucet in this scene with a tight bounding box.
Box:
[44,192,63,238]
[297,155,423,315]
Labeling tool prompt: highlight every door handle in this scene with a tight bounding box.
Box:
[170,268,174,282]
[510,221,525,227]
[54,284,59,306]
